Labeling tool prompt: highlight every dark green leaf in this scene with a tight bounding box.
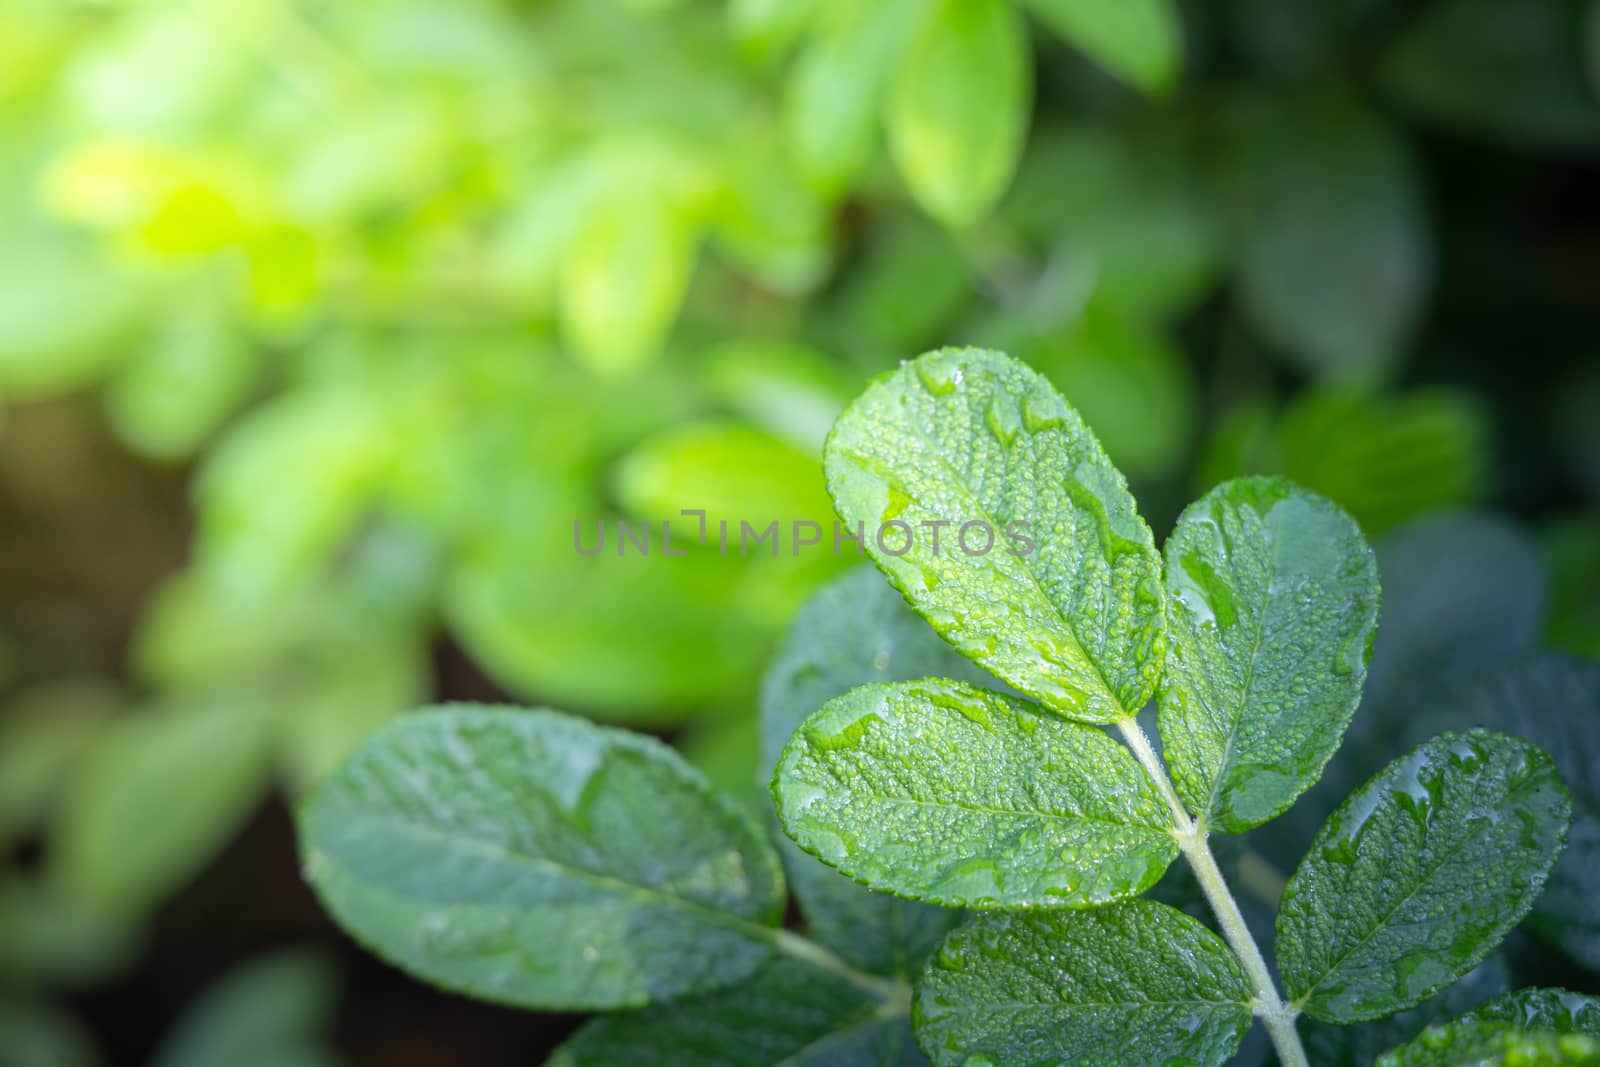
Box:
[1464,988,1600,1040]
[152,950,341,1067]
[1022,0,1183,92]
[1159,476,1380,831]
[547,956,922,1067]
[1233,96,1429,380]
[1377,1019,1600,1066]
[774,679,1177,909]
[887,0,1030,228]
[299,705,785,1011]
[914,902,1253,1067]
[823,347,1166,724]
[1277,730,1573,1023]
[1301,957,1512,1067]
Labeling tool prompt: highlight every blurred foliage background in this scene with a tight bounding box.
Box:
[0,0,1598,1063]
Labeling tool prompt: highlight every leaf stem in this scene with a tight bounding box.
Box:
[1115,719,1308,1067]
[771,928,912,1010]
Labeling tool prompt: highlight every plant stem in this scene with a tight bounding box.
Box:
[772,928,911,1009]
[1115,719,1309,1067]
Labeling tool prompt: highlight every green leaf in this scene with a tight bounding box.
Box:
[762,566,986,975]
[1397,652,1600,971]
[887,0,1030,228]
[785,0,930,196]
[1022,0,1183,93]
[823,347,1166,724]
[1232,96,1429,380]
[913,902,1252,1067]
[0,1001,101,1067]
[1378,1020,1600,1067]
[547,956,920,1067]
[1277,730,1573,1023]
[1464,988,1600,1040]
[1383,0,1600,149]
[1302,957,1511,1067]
[773,678,1177,909]
[299,705,785,1011]
[152,950,340,1067]
[52,691,275,918]
[1158,476,1380,832]
[0,683,116,849]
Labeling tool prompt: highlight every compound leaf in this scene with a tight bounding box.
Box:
[547,956,920,1067]
[1022,0,1183,93]
[824,347,1166,724]
[914,902,1252,1067]
[887,0,1030,228]
[773,678,1177,909]
[299,705,785,1011]
[1159,476,1380,832]
[1278,730,1573,1023]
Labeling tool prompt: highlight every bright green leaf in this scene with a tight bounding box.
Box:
[1023,0,1182,92]
[914,902,1252,1067]
[774,678,1177,909]
[1465,988,1600,1041]
[1277,730,1573,1023]
[299,705,785,1011]
[547,956,917,1067]
[823,347,1166,723]
[887,0,1030,228]
[1159,476,1380,831]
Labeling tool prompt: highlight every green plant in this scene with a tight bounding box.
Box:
[298,348,1595,1065]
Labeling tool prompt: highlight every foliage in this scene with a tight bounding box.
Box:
[298,350,1593,1066]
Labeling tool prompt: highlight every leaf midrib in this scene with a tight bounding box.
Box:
[807,783,1171,836]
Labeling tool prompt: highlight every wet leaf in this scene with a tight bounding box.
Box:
[547,956,921,1067]
[887,0,1030,228]
[1377,1019,1600,1066]
[1159,477,1380,831]
[824,347,1166,723]
[1277,730,1573,1023]
[1301,957,1512,1067]
[913,902,1252,1067]
[299,705,784,1010]
[773,678,1177,909]
[1463,988,1600,1040]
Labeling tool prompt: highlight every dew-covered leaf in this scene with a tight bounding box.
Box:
[1396,652,1600,971]
[887,0,1029,228]
[761,566,991,975]
[299,705,785,1011]
[1277,730,1573,1023]
[823,347,1166,723]
[1301,956,1511,1067]
[1376,1019,1600,1067]
[547,956,922,1067]
[1464,988,1600,1040]
[1159,477,1379,832]
[913,902,1252,1067]
[773,678,1177,909]
[1022,0,1183,93]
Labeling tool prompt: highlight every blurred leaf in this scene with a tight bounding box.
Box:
[194,388,395,605]
[0,1000,100,1067]
[104,302,262,461]
[613,420,835,540]
[714,130,832,294]
[703,340,850,454]
[1543,519,1600,661]
[0,878,139,986]
[0,682,117,849]
[785,0,930,196]
[1383,0,1600,149]
[0,236,141,400]
[1223,0,1393,77]
[1231,95,1430,380]
[152,949,341,1067]
[51,691,275,918]
[887,0,1030,228]
[1023,0,1183,92]
[729,0,819,63]
[826,213,972,355]
[561,186,701,377]
[299,705,784,1010]
[1001,124,1222,317]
